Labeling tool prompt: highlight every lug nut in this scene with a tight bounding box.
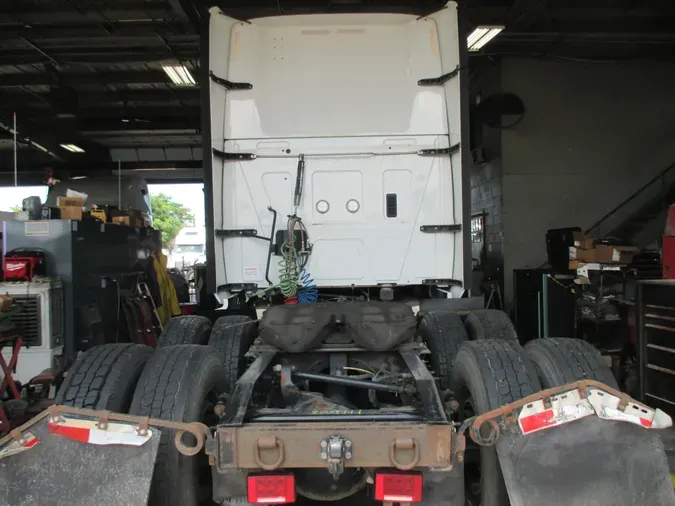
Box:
[320,440,328,448]
[447,400,460,412]
[345,440,352,448]
[345,452,352,459]
[214,403,226,416]
[320,452,328,459]
[273,364,282,372]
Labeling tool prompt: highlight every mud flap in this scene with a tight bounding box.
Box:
[483,382,675,506]
[497,416,675,505]
[0,414,160,506]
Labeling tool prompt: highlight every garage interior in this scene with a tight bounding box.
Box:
[1,1,675,504]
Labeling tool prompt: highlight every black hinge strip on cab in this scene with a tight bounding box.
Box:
[420,225,462,233]
[213,149,256,161]
[418,144,460,157]
[423,279,463,287]
[215,229,271,242]
[209,71,252,90]
[418,65,460,86]
[216,283,258,292]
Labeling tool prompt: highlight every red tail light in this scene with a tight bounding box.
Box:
[247,473,296,504]
[374,471,423,503]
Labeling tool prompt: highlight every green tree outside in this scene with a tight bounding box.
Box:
[10,205,21,213]
[150,193,195,247]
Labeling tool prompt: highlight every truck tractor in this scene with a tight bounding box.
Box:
[1,3,674,506]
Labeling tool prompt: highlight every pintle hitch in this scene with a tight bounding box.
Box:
[320,435,353,480]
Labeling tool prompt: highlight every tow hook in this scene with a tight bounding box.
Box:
[320,435,352,480]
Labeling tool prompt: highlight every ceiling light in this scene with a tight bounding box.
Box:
[162,64,196,86]
[467,26,504,52]
[60,143,85,153]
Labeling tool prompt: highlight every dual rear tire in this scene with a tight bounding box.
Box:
[419,310,618,506]
[451,340,541,506]
[55,314,256,506]
[129,345,227,506]
[55,343,153,412]
[157,314,256,392]
[130,315,255,506]
[418,309,517,390]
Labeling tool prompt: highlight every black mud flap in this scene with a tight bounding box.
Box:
[0,414,160,506]
[495,407,675,505]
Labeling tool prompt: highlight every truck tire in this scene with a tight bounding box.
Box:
[418,311,468,390]
[208,315,257,393]
[524,338,619,390]
[129,345,227,506]
[464,309,518,341]
[451,340,542,506]
[55,343,152,413]
[157,315,212,347]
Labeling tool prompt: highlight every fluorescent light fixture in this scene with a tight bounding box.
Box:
[60,143,85,153]
[162,64,196,86]
[467,26,504,52]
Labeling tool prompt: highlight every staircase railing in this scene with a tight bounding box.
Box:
[585,160,675,238]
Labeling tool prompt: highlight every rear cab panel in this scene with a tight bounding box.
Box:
[209,5,463,300]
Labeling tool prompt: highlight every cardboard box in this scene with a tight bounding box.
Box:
[594,244,638,264]
[572,231,594,250]
[112,216,131,226]
[57,196,85,221]
[59,206,82,221]
[570,247,597,262]
[56,196,84,207]
[614,245,639,264]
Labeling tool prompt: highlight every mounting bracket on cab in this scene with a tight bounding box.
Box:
[417,65,460,86]
[216,283,258,292]
[212,149,256,161]
[209,71,253,90]
[418,144,460,157]
[423,279,463,287]
[215,229,262,238]
[420,225,462,233]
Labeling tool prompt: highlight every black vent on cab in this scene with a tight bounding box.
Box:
[385,194,397,218]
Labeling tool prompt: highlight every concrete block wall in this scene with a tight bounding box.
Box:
[471,159,503,280]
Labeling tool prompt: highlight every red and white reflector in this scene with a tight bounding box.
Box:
[0,431,39,460]
[374,471,423,503]
[519,389,594,435]
[48,416,152,446]
[586,389,672,429]
[247,473,296,504]
[519,386,673,436]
